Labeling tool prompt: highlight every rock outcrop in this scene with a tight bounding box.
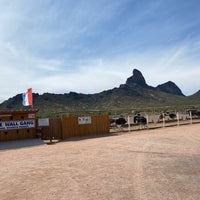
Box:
[156,81,184,96]
[126,69,148,87]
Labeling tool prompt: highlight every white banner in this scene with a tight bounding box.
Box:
[38,118,49,126]
[78,116,91,124]
[0,120,35,130]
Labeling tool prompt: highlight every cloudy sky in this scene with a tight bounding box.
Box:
[0,0,200,103]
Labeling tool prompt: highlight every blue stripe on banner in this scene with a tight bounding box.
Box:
[22,93,26,106]
[22,92,29,106]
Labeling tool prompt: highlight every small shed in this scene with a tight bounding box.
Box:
[0,110,38,141]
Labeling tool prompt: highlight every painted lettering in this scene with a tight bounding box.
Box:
[5,122,18,126]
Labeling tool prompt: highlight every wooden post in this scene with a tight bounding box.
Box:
[162,113,165,128]
[177,112,180,126]
[146,114,149,129]
[128,116,131,132]
[190,111,192,124]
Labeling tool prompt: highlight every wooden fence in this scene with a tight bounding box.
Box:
[41,114,109,140]
[40,118,62,140]
[61,115,109,139]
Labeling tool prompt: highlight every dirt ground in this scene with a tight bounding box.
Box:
[0,124,200,200]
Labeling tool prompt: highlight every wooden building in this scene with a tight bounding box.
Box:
[0,110,38,141]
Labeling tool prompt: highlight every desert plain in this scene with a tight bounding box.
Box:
[0,124,200,200]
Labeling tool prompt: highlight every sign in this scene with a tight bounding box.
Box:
[0,120,35,130]
[78,116,91,125]
[28,113,35,119]
[38,118,49,126]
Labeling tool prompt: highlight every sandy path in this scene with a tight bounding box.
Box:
[0,124,200,200]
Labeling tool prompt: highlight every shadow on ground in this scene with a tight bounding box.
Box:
[0,139,46,151]
[63,133,119,143]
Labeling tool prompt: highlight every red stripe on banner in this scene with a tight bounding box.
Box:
[27,88,32,106]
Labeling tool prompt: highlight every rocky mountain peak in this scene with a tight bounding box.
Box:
[156,81,184,96]
[126,69,147,87]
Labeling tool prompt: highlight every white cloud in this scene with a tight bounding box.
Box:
[1,42,200,103]
[0,0,200,103]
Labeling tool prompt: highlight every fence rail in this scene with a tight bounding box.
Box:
[39,109,200,140]
[110,112,200,133]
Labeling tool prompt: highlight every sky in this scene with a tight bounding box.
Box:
[0,0,200,103]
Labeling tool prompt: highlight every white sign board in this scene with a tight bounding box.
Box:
[78,116,91,125]
[28,113,35,119]
[0,120,35,130]
[38,118,49,126]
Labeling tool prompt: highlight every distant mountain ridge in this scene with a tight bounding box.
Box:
[0,68,199,113]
